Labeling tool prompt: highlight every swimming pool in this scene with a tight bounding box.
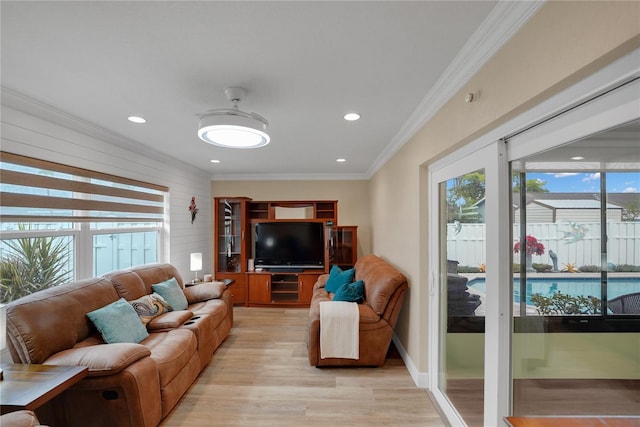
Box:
[467,276,640,305]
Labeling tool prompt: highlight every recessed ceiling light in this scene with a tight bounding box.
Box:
[344,113,360,121]
[128,116,146,124]
[210,159,221,163]
[571,156,585,160]
[336,158,346,163]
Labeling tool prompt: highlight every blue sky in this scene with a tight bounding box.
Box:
[527,172,639,193]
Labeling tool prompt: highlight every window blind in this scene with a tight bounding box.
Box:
[0,151,168,223]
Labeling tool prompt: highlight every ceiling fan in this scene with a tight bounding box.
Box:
[197,86,270,149]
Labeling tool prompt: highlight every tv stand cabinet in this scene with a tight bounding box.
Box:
[213,197,357,307]
[248,271,320,306]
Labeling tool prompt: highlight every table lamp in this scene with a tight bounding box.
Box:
[190,253,202,284]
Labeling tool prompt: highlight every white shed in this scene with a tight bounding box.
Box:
[514,199,622,223]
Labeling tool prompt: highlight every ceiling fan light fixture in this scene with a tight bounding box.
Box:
[198,112,270,148]
[198,86,270,149]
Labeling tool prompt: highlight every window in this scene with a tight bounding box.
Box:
[0,151,168,303]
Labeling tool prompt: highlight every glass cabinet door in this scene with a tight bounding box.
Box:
[329,226,358,269]
[216,199,246,273]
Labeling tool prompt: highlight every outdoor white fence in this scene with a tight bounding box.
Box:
[447,222,640,269]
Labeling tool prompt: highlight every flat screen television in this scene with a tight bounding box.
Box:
[254,221,325,270]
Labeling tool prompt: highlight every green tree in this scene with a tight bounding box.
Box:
[0,234,71,303]
[622,200,640,222]
[447,171,485,223]
[448,171,485,206]
[513,177,549,193]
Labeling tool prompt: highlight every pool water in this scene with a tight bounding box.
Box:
[467,277,640,305]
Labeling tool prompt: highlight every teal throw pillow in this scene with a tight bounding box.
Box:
[151,277,188,310]
[325,265,355,294]
[87,298,149,344]
[333,279,365,303]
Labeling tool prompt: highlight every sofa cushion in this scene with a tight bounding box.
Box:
[129,293,173,325]
[5,277,119,364]
[187,298,228,326]
[130,263,184,292]
[325,265,355,293]
[333,279,365,303]
[87,298,149,344]
[152,277,188,310]
[143,329,198,388]
[183,282,225,304]
[104,270,148,300]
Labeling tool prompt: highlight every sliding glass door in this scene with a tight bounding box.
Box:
[510,121,640,416]
[428,50,639,426]
[429,142,510,426]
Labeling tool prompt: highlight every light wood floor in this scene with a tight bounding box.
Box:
[160,307,446,427]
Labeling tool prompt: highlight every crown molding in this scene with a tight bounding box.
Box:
[210,172,370,181]
[366,0,545,179]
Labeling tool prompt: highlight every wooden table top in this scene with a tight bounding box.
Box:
[185,278,235,287]
[505,416,640,427]
[0,363,88,414]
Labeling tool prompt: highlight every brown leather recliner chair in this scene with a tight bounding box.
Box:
[307,254,408,367]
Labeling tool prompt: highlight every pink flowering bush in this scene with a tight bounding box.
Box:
[513,235,545,256]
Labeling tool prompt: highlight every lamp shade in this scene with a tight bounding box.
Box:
[190,253,203,272]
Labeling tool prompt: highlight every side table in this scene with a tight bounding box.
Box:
[0,364,88,414]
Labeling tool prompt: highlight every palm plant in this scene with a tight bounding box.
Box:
[0,234,71,303]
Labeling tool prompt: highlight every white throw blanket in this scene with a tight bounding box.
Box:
[319,301,359,359]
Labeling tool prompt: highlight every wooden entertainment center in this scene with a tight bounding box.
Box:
[213,197,357,307]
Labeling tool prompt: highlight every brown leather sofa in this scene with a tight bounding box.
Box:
[307,254,408,366]
[5,263,232,427]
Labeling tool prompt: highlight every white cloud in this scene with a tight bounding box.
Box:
[582,173,600,182]
[623,187,638,193]
[548,173,578,178]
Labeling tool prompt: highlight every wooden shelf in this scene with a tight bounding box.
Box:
[247,200,337,223]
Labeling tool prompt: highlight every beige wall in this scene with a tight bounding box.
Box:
[370,1,640,372]
[210,180,371,257]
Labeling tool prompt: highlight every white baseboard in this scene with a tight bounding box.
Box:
[392,334,429,388]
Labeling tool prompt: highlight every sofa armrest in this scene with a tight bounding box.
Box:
[44,343,151,377]
[183,282,226,304]
[147,310,193,330]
